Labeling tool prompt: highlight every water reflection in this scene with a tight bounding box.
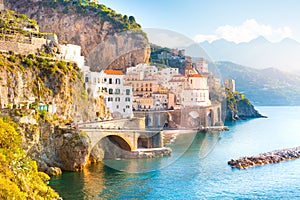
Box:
[50,132,221,199]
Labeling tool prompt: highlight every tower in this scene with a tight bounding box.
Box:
[0,0,4,11]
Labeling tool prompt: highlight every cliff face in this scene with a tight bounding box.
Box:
[0,52,94,172]
[6,0,150,70]
[0,52,95,121]
[226,99,265,121]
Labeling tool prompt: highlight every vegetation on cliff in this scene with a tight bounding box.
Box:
[0,9,38,33]
[215,61,300,106]
[0,117,59,199]
[226,89,264,121]
[0,50,92,121]
[6,0,150,67]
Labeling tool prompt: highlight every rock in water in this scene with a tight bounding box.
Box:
[46,167,62,176]
[228,146,300,169]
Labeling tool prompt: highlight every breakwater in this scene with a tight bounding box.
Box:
[228,146,300,169]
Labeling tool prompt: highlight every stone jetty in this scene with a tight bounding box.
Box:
[228,146,300,169]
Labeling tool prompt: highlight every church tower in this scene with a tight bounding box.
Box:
[0,0,4,11]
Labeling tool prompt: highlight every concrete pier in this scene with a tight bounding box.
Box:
[228,146,300,169]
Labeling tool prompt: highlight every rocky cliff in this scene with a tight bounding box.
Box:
[225,90,265,121]
[6,0,150,70]
[0,52,95,121]
[0,51,94,172]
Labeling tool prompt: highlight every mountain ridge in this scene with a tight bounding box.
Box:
[212,61,300,106]
[200,36,300,73]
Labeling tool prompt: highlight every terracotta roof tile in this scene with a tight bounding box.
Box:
[103,70,124,75]
[188,74,203,78]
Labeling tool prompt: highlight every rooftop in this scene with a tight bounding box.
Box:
[188,74,204,78]
[103,70,124,75]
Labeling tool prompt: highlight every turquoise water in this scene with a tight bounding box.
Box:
[50,107,300,199]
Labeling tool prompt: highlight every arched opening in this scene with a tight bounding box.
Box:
[107,135,131,151]
[138,135,150,148]
[217,108,221,123]
[207,109,214,126]
[90,135,132,162]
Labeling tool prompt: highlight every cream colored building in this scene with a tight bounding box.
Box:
[181,74,211,107]
[224,78,236,92]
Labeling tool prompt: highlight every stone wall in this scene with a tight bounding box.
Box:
[0,37,47,54]
[78,117,146,130]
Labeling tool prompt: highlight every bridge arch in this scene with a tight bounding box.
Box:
[138,135,150,148]
[90,134,134,161]
[105,135,132,151]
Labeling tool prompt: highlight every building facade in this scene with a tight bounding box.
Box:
[84,70,133,118]
[224,78,236,92]
[0,0,4,11]
[59,44,85,69]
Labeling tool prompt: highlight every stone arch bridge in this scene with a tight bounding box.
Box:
[80,128,163,151]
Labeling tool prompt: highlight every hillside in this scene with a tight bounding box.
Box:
[213,61,300,106]
[6,0,150,70]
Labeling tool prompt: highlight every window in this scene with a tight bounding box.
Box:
[125,97,130,102]
[104,78,107,82]
[116,105,119,109]
[102,87,107,92]
[115,78,121,84]
[109,89,113,94]
[115,97,120,102]
[108,97,113,102]
[85,76,89,83]
[109,78,112,84]
[126,89,130,95]
[115,89,120,94]
[126,105,130,109]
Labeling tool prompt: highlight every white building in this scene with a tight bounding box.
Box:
[84,70,102,97]
[99,70,133,118]
[59,44,85,69]
[158,68,179,84]
[126,63,158,80]
[181,74,211,107]
[84,70,133,118]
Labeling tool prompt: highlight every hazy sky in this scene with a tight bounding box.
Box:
[98,0,300,43]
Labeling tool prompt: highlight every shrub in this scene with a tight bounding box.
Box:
[0,117,60,199]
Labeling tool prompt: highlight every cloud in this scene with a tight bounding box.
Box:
[194,19,293,43]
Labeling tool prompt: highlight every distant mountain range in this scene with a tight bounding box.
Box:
[211,61,300,106]
[198,37,300,73]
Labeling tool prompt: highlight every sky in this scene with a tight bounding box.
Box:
[98,0,300,44]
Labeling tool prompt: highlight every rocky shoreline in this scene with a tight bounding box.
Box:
[228,146,300,169]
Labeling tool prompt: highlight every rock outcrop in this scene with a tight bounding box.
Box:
[6,0,150,70]
[226,99,265,121]
[228,146,300,169]
[225,90,266,121]
[25,123,91,173]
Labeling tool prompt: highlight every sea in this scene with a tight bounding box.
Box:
[50,106,300,199]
